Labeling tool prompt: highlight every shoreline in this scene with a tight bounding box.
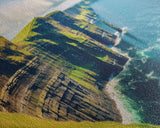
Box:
[107,46,143,124]
[86,1,134,123]
[63,0,135,123]
[105,56,133,124]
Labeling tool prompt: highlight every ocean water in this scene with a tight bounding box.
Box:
[90,0,160,125]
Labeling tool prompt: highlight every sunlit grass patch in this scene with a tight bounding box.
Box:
[67,66,99,94]
[0,112,159,128]
[60,31,86,43]
[96,55,112,63]
[8,56,24,63]
[12,20,33,43]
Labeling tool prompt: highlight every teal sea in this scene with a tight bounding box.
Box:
[90,0,160,125]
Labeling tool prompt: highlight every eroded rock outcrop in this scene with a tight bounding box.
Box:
[0,57,121,122]
[0,10,128,123]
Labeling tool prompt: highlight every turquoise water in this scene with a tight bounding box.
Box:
[91,0,160,49]
[90,0,160,125]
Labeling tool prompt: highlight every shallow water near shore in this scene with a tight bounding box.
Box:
[90,0,160,125]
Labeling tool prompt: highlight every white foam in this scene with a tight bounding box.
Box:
[105,50,133,124]
[121,27,127,35]
[111,47,131,59]
[157,38,160,42]
[146,71,158,79]
[114,31,120,37]
[114,27,128,46]
[115,37,121,46]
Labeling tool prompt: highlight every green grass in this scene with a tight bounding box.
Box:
[75,20,89,29]
[12,20,33,43]
[60,31,86,43]
[67,66,99,94]
[75,5,93,20]
[96,55,112,63]
[35,47,100,93]
[59,31,116,62]
[18,48,32,56]
[12,17,41,43]
[66,42,77,47]
[0,112,159,128]
[16,40,36,47]
[7,56,24,63]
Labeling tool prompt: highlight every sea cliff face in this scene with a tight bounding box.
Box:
[0,10,128,122]
[0,36,32,102]
[0,57,121,121]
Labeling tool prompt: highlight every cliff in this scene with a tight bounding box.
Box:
[0,57,121,121]
[0,36,32,107]
[0,11,128,122]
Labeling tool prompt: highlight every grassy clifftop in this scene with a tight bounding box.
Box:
[0,112,159,128]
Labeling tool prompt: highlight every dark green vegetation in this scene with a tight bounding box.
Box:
[0,112,159,128]
[0,10,128,122]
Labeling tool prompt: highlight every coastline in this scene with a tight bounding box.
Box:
[105,56,132,124]
[84,1,134,123]
[87,2,138,123]
[109,46,142,123]
[63,0,135,124]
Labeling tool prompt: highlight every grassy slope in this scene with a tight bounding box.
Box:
[11,20,33,43]
[0,113,159,128]
[0,36,30,63]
